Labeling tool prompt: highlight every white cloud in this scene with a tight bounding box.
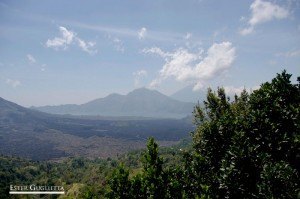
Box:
[76,38,97,54]
[133,70,147,88]
[27,54,36,64]
[46,26,75,49]
[143,47,170,57]
[143,41,236,90]
[46,26,97,54]
[239,26,254,36]
[249,0,289,26]
[106,35,125,53]
[68,21,183,43]
[240,0,289,35]
[224,86,245,95]
[138,27,147,40]
[26,54,48,71]
[112,38,125,52]
[224,85,260,95]
[6,78,21,88]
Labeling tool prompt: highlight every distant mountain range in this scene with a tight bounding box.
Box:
[0,97,194,160]
[32,88,195,118]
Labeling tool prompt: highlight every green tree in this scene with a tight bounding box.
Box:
[192,71,300,198]
[141,137,165,198]
[106,164,131,199]
[106,71,299,198]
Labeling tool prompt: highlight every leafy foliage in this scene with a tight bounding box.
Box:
[108,71,299,198]
[190,71,299,198]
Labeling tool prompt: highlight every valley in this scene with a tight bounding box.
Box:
[0,93,194,161]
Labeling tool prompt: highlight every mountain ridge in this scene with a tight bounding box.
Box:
[32,88,195,118]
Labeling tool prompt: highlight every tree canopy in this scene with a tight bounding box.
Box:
[108,71,300,198]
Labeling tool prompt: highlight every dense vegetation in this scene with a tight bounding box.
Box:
[108,71,299,198]
[0,138,190,198]
[0,155,112,198]
[0,71,299,198]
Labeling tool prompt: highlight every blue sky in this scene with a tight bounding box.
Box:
[0,0,299,106]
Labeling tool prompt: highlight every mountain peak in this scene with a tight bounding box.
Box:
[129,87,153,93]
[32,88,195,118]
[127,87,163,97]
[106,93,123,98]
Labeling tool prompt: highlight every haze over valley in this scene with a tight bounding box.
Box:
[0,91,194,160]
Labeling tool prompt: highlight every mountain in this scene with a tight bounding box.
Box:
[0,96,49,126]
[32,88,195,118]
[0,97,194,160]
[170,84,207,103]
[0,97,66,160]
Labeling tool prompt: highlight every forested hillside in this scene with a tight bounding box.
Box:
[0,138,190,198]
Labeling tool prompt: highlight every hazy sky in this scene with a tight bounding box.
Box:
[0,0,299,106]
